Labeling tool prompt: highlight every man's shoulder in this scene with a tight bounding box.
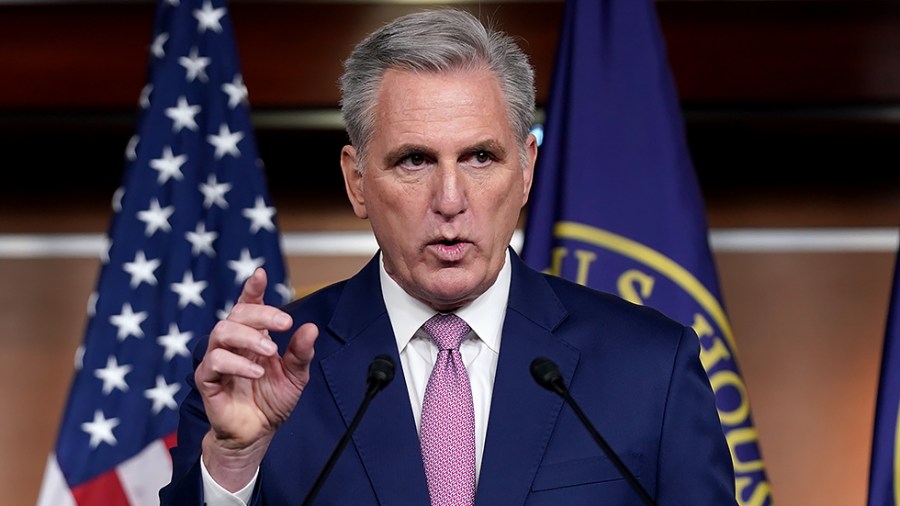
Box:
[280,277,353,320]
[280,254,381,321]
[534,269,688,342]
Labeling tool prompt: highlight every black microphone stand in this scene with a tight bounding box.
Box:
[531,357,656,506]
[301,355,395,506]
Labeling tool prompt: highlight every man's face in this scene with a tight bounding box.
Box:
[341,68,536,312]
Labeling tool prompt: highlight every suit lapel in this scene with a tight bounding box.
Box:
[317,252,579,504]
[476,252,579,504]
[319,254,430,505]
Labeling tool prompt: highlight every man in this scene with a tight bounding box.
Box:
[161,8,735,505]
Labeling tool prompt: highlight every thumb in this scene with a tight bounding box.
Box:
[283,322,318,386]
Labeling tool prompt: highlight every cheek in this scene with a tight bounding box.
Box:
[366,188,424,242]
[486,178,525,212]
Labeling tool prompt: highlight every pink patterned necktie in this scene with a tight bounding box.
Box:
[419,313,477,506]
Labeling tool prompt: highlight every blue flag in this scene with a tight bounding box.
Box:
[521,0,771,503]
[868,250,900,505]
[36,1,291,504]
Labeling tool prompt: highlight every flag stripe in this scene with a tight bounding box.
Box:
[163,431,178,452]
[117,438,173,506]
[71,470,130,506]
[36,455,77,506]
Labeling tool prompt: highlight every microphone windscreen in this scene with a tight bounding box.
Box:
[530,357,562,391]
[368,354,396,386]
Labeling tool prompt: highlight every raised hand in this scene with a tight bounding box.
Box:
[195,267,318,491]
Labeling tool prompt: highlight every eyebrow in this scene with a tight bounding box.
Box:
[463,140,507,161]
[382,144,435,167]
[382,139,509,167]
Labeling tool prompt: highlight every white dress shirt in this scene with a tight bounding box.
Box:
[201,251,511,505]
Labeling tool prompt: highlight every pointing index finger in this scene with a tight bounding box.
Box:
[237,267,267,305]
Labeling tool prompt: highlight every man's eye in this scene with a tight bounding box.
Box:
[398,153,429,170]
[464,150,494,168]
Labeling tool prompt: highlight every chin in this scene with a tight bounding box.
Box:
[420,275,483,310]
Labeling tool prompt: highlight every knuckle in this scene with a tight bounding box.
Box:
[205,347,227,363]
[228,301,247,319]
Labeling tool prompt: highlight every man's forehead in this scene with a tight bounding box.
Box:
[372,68,515,137]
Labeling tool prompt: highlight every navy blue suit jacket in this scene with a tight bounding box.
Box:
[161,251,735,505]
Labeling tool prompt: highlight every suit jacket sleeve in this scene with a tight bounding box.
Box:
[159,335,216,506]
[656,325,736,504]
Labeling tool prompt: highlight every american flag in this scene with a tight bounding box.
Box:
[36,0,291,504]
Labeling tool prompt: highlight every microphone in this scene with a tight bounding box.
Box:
[530,357,656,506]
[302,354,396,506]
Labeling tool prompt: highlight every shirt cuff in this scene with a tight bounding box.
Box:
[199,454,258,506]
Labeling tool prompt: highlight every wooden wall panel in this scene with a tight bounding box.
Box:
[0,2,563,110]
[659,1,900,103]
[2,249,895,505]
[717,251,894,506]
[5,1,900,110]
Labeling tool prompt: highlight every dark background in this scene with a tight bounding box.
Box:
[2,0,899,230]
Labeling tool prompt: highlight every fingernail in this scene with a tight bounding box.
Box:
[274,313,291,328]
[257,339,277,354]
[250,364,265,376]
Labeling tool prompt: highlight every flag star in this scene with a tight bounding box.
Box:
[151,32,169,58]
[86,292,98,317]
[111,187,125,213]
[125,135,139,161]
[157,323,193,361]
[94,355,133,394]
[74,344,85,371]
[276,282,294,304]
[165,96,201,133]
[144,376,182,414]
[242,196,276,233]
[81,410,120,449]
[139,83,153,109]
[100,237,111,264]
[109,302,147,341]
[222,74,248,109]
[137,198,175,236]
[179,47,211,83]
[171,271,208,308]
[149,146,188,183]
[123,250,160,288]
[228,249,265,284]
[186,222,218,256]
[193,0,226,33]
[207,123,244,159]
[199,174,232,209]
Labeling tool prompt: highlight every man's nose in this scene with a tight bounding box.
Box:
[431,162,467,218]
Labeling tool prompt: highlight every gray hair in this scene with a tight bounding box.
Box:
[339,8,536,171]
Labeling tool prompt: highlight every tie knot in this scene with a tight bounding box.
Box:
[422,313,471,350]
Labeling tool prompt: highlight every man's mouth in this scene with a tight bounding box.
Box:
[428,239,470,262]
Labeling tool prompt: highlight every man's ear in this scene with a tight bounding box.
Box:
[520,133,538,206]
[340,145,368,219]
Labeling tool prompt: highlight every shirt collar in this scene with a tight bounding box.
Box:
[380,250,511,354]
